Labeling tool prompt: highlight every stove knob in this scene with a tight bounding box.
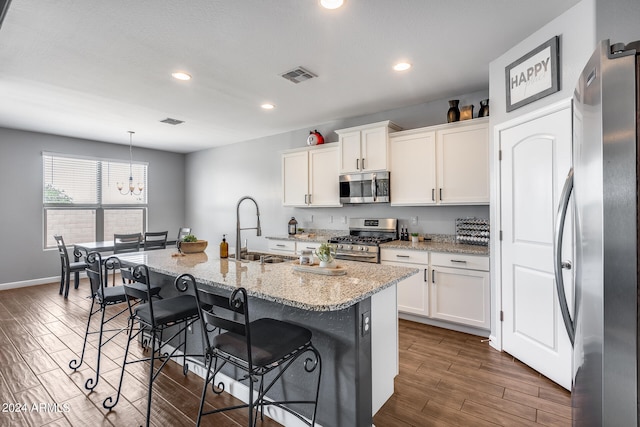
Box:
[346,245,352,251]
[338,244,344,249]
[360,246,368,252]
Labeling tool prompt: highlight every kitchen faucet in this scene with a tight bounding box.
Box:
[235,196,261,262]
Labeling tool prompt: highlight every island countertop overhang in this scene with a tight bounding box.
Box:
[115,248,419,311]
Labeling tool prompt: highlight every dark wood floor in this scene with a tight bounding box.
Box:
[0,281,571,427]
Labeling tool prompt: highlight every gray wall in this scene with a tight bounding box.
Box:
[0,128,186,285]
[185,91,491,253]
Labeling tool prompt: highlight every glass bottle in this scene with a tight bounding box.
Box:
[219,234,228,258]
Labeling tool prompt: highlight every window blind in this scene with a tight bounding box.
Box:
[43,154,98,205]
[43,153,147,205]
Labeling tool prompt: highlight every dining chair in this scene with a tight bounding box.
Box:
[177,227,191,242]
[113,232,142,254]
[143,231,168,251]
[53,235,88,298]
[192,279,322,427]
[103,268,201,427]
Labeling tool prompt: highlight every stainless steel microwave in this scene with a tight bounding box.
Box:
[339,171,390,204]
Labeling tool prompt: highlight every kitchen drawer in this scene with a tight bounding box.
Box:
[296,241,322,253]
[431,252,489,271]
[380,248,429,264]
[268,240,296,253]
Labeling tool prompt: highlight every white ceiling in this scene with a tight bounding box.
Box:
[0,0,580,153]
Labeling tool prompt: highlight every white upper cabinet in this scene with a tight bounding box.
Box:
[390,130,437,205]
[437,121,490,204]
[336,121,401,173]
[282,145,341,207]
[389,118,489,206]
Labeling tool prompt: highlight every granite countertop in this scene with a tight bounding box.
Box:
[381,240,489,256]
[116,248,418,312]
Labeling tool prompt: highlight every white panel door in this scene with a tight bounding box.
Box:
[500,105,573,390]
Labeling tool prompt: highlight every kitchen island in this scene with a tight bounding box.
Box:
[116,248,418,427]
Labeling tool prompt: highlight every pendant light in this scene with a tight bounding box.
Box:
[117,131,144,195]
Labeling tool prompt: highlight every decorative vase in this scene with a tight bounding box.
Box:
[447,100,460,123]
[460,105,474,120]
[478,99,490,117]
[411,236,419,243]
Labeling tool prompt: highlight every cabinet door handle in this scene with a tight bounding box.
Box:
[439,188,443,201]
[304,194,308,204]
[308,194,312,204]
[356,158,359,170]
[362,158,365,169]
[396,254,410,258]
[432,188,435,201]
[423,268,427,282]
[276,244,286,247]
[451,259,467,264]
[432,269,435,283]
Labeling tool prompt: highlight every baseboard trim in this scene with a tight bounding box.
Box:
[0,276,60,291]
[399,312,490,338]
[0,273,87,292]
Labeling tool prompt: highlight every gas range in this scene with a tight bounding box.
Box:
[328,218,398,263]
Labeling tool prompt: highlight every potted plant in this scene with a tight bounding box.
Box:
[315,243,337,268]
[178,234,208,253]
[411,232,420,243]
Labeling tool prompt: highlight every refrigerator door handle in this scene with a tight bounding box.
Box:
[554,167,575,346]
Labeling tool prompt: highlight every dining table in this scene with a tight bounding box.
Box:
[71,239,176,288]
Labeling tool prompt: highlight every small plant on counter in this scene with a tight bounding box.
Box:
[410,233,419,237]
[182,234,198,242]
[315,243,337,263]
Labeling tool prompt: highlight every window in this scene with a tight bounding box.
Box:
[43,152,148,248]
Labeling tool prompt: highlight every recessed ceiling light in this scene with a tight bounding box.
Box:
[261,103,275,110]
[171,72,192,81]
[393,62,412,72]
[320,0,345,9]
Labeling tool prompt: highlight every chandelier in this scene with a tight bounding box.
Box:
[117,131,144,195]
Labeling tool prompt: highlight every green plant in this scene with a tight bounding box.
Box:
[315,243,336,262]
[182,234,198,242]
[411,232,419,237]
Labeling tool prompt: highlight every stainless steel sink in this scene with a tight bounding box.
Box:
[230,252,295,263]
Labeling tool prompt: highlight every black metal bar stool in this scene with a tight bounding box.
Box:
[68,251,129,390]
[103,265,201,427]
[189,275,322,427]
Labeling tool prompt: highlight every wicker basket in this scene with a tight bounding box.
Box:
[179,240,208,254]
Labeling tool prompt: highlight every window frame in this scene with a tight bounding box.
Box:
[42,152,148,249]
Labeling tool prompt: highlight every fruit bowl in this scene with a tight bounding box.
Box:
[178,240,208,254]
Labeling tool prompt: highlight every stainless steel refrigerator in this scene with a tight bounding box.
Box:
[554,39,640,426]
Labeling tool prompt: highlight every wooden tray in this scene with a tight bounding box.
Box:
[292,263,347,276]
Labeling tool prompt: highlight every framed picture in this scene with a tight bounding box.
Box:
[505,36,560,112]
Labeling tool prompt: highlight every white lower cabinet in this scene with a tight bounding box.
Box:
[381,249,429,317]
[267,239,296,254]
[382,248,490,331]
[430,252,490,330]
[267,239,322,255]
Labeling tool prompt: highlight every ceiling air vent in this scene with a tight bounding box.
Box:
[160,118,184,125]
[280,66,317,84]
